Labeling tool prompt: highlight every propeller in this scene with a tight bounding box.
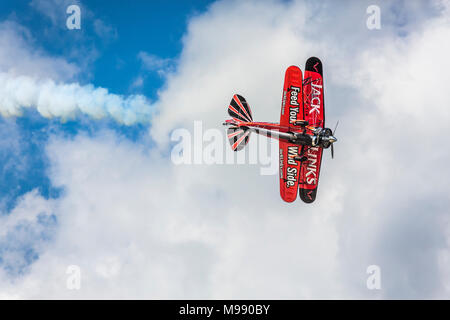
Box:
[333,120,339,135]
[330,121,338,159]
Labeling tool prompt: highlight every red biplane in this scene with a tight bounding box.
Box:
[223,57,337,203]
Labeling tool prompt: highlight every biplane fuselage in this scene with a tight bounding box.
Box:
[224,57,337,203]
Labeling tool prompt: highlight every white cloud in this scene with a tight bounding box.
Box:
[0,21,79,80]
[130,76,144,89]
[138,51,173,78]
[1,0,450,299]
[93,19,118,41]
[138,52,171,71]
[0,132,342,298]
[0,190,56,279]
[132,52,173,90]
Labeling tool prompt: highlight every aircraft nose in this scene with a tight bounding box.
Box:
[329,136,337,143]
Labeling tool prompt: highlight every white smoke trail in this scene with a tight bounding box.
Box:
[0,72,153,125]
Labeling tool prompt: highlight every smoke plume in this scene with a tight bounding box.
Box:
[0,72,153,125]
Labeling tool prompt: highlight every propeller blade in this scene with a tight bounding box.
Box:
[331,143,334,159]
[333,120,339,135]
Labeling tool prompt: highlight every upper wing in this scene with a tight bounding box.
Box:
[279,66,303,203]
[299,57,325,203]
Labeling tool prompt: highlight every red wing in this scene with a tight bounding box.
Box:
[299,57,324,203]
[279,66,303,203]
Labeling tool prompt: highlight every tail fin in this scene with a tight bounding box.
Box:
[228,94,253,122]
[226,94,253,151]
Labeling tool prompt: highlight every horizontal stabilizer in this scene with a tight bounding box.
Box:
[227,127,250,151]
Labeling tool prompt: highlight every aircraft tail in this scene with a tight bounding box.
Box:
[227,127,250,151]
[228,94,253,123]
[227,94,253,151]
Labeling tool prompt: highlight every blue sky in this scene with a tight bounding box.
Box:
[0,0,213,215]
[0,0,213,96]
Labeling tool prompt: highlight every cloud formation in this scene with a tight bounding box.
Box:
[138,52,172,73]
[0,21,79,80]
[0,0,449,299]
